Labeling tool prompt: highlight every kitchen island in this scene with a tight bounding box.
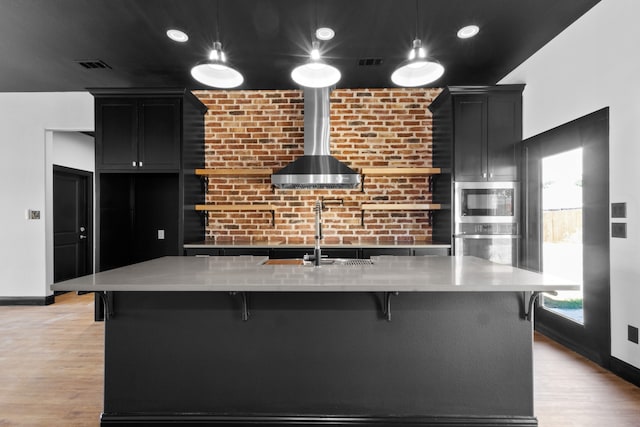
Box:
[52,256,577,426]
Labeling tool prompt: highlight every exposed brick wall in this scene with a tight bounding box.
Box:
[193,88,442,244]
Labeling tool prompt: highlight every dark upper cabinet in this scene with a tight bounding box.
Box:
[453,95,487,181]
[95,96,181,171]
[138,98,181,170]
[486,93,522,181]
[96,99,137,170]
[431,85,524,182]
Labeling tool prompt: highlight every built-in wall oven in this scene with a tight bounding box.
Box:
[454,182,519,266]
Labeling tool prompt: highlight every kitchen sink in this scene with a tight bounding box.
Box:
[315,258,374,266]
[262,258,374,266]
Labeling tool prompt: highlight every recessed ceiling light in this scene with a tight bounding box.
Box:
[457,25,480,39]
[166,29,189,43]
[315,27,335,41]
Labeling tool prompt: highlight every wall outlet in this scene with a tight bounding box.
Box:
[629,325,639,344]
[611,222,627,238]
[157,229,165,240]
[611,202,627,218]
[27,209,41,220]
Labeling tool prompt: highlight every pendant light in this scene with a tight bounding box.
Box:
[291,1,341,88]
[291,40,341,88]
[391,0,444,87]
[190,1,243,88]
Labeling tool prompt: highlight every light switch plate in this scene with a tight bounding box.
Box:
[611,202,626,218]
[611,223,627,238]
[158,229,165,240]
[629,325,639,344]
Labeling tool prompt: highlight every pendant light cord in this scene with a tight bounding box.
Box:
[216,0,220,42]
[314,0,319,42]
[414,0,419,40]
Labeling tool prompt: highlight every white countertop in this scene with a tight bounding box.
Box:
[51,256,578,293]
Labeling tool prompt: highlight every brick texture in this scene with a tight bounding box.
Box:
[193,88,442,244]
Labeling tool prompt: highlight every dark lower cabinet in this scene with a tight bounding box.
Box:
[184,248,221,256]
[362,248,412,258]
[184,247,449,259]
[269,248,360,259]
[98,173,179,271]
[222,248,270,256]
[413,248,450,256]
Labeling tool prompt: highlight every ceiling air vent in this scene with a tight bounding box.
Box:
[75,59,112,70]
[358,58,383,66]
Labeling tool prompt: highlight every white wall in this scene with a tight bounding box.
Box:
[500,0,640,368]
[52,131,94,171]
[0,92,93,298]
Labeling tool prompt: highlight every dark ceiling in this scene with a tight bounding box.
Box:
[0,0,600,92]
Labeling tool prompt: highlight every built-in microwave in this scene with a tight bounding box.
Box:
[454,182,518,224]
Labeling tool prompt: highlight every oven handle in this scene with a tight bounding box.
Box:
[454,234,521,239]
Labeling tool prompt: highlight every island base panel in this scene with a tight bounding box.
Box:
[100,414,537,426]
[102,291,535,425]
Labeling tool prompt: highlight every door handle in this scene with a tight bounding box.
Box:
[79,235,87,240]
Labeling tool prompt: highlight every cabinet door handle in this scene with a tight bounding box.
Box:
[489,173,493,178]
[139,161,143,167]
[482,172,487,178]
[132,161,137,167]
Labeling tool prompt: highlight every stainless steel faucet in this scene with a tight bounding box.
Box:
[313,200,323,266]
[305,197,343,267]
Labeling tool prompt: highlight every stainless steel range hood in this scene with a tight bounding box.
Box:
[271,87,360,189]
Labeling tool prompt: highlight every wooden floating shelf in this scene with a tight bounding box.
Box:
[360,167,441,176]
[195,204,275,211]
[360,167,442,192]
[195,168,273,176]
[361,203,443,211]
[195,204,275,226]
[360,203,444,226]
[196,169,275,194]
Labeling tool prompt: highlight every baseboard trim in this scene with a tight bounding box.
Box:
[0,295,55,306]
[534,324,607,367]
[536,328,640,388]
[100,414,538,426]
[610,356,640,387]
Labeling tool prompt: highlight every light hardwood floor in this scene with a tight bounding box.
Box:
[1,292,639,426]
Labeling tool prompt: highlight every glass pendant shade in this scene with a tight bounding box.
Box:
[191,41,244,88]
[391,38,444,87]
[291,41,341,88]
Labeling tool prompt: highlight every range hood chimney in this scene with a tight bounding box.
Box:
[271,87,360,189]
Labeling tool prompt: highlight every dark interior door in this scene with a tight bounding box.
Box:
[521,108,610,366]
[53,166,93,284]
